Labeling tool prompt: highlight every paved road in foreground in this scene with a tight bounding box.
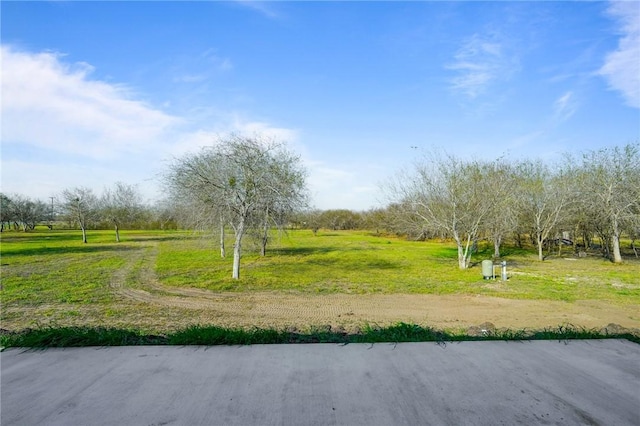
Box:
[2,340,639,425]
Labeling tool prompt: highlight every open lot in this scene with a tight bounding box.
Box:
[1,229,639,335]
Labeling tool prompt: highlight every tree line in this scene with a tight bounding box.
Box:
[2,137,638,275]
[293,144,640,269]
[381,143,640,268]
[0,183,179,239]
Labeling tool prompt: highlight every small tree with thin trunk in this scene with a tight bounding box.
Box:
[0,193,14,232]
[252,146,309,256]
[169,195,228,257]
[7,194,33,232]
[165,134,307,279]
[61,187,98,243]
[101,182,144,242]
[483,162,517,259]
[7,194,48,232]
[387,152,496,269]
[513,160,573,261]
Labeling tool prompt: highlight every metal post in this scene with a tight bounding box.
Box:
[501,261,507,281]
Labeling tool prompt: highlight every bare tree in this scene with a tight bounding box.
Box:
[575,143,640,263]
[1,193,13,232]
[168,194,228,257]
[628,213,640,258]
[61,187,99,243]
[318,209,362,231]
[101,182,145,242]
[483,162,518,259]
[149,199,180,230]
[361,208,389,235]
[388,152,495,269]
[253,146,309,256]
[8,194,32,232]
[514,160,573,261]
[165,134,308,279]
[8,194,45,231]
[297,209,323,235]
[381,200,436,240]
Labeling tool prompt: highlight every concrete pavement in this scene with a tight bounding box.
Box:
[2,340,639,425]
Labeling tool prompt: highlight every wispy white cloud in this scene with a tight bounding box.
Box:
[169,129,219,156]
[218,59,233,72]
[0,45,300,203]
[446,33,518,99]
[599,1,640,109]
[509,130,545,150]
[0,45,376,210]
[0,158,159,204]
[171,48,233,83]
[1,45,181,160]
[233,0,281,20]
[553,91,578,122]
[199,48,233,72]
[173,74,209,84]
[231,118,299,143]
[304,161,380,210]
[167,119,299,157]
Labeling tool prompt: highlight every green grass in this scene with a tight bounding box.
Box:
[3,228,639,303]
[2,228,639,340]
[0,229,176,302]
[154,229,640,302]
[2,323,636,348]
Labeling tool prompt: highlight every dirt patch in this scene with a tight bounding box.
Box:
[99,241,640,333]
[4,240,638,334]
[182,292,639,333]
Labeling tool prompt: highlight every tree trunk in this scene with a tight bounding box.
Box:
[260,222,268,257]
[457,244,466,269]
[81,225,88,244]
[220,222,225,258]
[115,223,120,243]
[514,232,523,248]
[493,235,501,259]
[612,234,622,263]
[260,207,270,257]
[232,219,245,280]
[610,216,622,263]
[454,232,472,269]
[537,236,544,261]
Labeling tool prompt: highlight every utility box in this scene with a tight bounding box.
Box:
[482,260,494,280]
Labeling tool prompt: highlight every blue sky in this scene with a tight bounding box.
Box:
[2,1,639,210]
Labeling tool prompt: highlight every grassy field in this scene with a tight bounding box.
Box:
[154,230,640,301]
[1,228,639,342]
